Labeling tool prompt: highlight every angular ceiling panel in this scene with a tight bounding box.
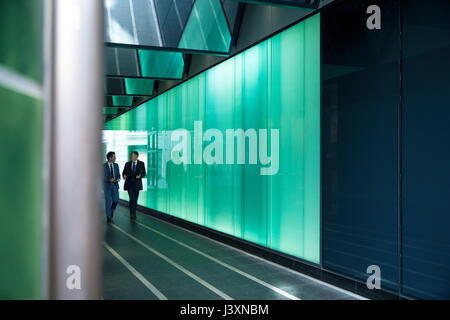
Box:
[105,47,184,80]
[138,50,185,79]
[105,77,125,95]
[124,78,155,96]
[105,0,161,46]
[222,0,241,31]
[112,95,134,107]
[229,0,323,9]
[178,0,232,53]
[154,0,195,48]
[106,47,139,77]
[103,107,119,115]
[105,77,154,96]
[104,0,239,54]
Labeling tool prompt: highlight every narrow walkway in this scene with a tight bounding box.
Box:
[103,205,365,300]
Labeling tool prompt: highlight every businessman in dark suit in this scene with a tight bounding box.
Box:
[122,151,146,220]
[104,151,120,224]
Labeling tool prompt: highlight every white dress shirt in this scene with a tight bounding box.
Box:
[108,162,115,180]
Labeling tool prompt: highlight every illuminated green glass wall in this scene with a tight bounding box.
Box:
[105,14,321,263]
[0,0,44,299]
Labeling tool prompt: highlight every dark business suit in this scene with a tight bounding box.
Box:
[122,160,146,218]
[104,162,120,220]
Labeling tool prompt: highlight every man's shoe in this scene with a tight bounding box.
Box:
[107,219,112,224]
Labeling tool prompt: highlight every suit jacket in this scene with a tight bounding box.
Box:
[123,160,146,191]
[104,162,120,189]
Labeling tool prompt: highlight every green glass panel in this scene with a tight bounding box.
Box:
[138,50,184,79]
[241,42,269,246]
[0,88,43,300]
[0,0,43,82]
[0,0,43,299]
[112,96,133,107]
[268,15,321,261]
[104,14,321,263]
[124,78,154,96]
[202,58,241,236]
[178,0,232,53]
[103,107,119,115]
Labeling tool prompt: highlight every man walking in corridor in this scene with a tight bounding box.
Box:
[122,151,146,220]
[104,151,120,224]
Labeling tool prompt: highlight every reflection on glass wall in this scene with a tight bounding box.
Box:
[402,0,450,300]
[322,0,400,292]
[0,0,44,299]
[104,14,321,263]
[322,0,450,299]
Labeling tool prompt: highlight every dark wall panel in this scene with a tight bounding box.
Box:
[402,0,450,300]
[322,0,400,291]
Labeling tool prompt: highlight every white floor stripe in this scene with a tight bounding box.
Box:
[103,242,168,300]
[0,65,43,99]
[111,224,233,300]
[135,220,301,300]
[137,212,368,300]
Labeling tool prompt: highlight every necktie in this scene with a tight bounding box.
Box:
[132,162,136,174]
[110,164,114,179]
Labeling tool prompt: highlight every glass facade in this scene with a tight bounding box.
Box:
[0,0,44,299]
[104,14,321,263]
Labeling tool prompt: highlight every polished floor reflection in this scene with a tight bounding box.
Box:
[102,206,364,300]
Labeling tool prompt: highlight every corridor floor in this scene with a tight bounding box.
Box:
[102,205,365,300]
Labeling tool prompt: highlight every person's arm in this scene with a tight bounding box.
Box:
[104,164,109,182]
[115,164,121,182]
[140,162,146,179]
[136,162,146,179]
[122,163,128,180]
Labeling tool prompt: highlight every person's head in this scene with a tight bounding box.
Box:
[130,151,139,162]
[106,151,116,163]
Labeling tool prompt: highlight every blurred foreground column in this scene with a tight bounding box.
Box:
[49,0,103,299]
